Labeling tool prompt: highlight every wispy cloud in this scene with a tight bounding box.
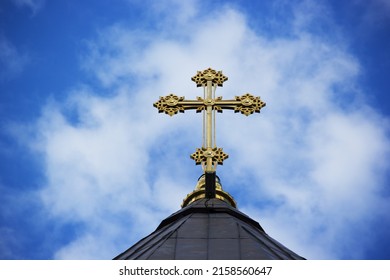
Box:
[9,0,45,16]
[0,36,29,81]
[360,0,390,21]
[25,1,390,259]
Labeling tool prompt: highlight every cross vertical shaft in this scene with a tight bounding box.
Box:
[205,80,214,171]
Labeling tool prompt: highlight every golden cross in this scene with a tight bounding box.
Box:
[153,68,266,173]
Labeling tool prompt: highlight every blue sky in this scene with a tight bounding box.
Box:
[1,0,390,259]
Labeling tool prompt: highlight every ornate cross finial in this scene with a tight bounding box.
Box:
[153,67,266,173]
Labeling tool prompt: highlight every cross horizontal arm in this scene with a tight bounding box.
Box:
[153,93,266,116]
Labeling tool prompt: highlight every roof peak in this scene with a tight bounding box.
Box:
[181,174,237,208]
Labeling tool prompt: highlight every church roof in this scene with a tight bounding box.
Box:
[114,198,305,260]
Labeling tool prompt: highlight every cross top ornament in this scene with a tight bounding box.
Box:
[153,67,266,173]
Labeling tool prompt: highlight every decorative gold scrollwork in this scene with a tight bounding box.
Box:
[153,94,185,116]
[234,93,266,116]
[190,147,229,165]
[191,68,228,87]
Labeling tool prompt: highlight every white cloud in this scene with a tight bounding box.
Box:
[32,87,191,258]
[29,1,390,259]
[145,0,198,25]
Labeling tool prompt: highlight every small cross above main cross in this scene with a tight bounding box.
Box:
[153,67,266,173]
